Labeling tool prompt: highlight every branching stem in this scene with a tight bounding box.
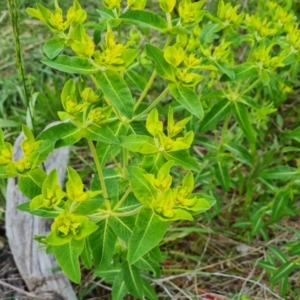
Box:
[131,87,169,121]
[87,139,110,210]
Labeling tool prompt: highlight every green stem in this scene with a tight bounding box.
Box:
[69,201,78,213]
[54,206,64,212]
[91,205,141,219]
[122,148,128,178]
[122,6,129,13]
[134,70,157,111]
[241,78,261,95]
[113,187,132,211]
[87,139,110,209]
[88,214,110,221]
[133,34,172,112]
[219,112,231,150]
[89,74,122,120]
[131,87,169,121]
[166,12,172,28]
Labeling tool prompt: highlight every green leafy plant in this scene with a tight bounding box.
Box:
[3,0,300,298]
[1,0,216,297]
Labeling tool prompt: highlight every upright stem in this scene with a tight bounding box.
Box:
[134,70,157,111]
[132,87,169,121]
[166,12,172,28]
[133,34,172,112]
[241,78,260,96]
[219,112,231,150]
[122,148,128,178]
[87,139,111,210]
[113,187,132,211]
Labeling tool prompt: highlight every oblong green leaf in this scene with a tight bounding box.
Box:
[224,142,252,166]
[112,272,128,300]
[128,207,167,264]
[231,101,256,143]
[279,276,289,297]
[260,166,299,181]
[0,166,8,179]
[52,239,84,283]
[122,261,143,298]
[215,161,230,191]
[169,83,203,120]
[257,260,277,272]
[163,150,201,171]
[268,246,287,264]
[200,23,223,43]
[120,10,168,32]
[146,44,176,81]
[127,167,156,205]
[18,168,46,199]
[108,216,135,243]
[134,257,160,278]
[120,134,157,154]
[89,219,117,269]
[37,123,83,148]
[17,202,60,218]
[41,55,98,74]
[96,71,134,119]
[290,126,300,143]
[43,36,65,59]
[142,279,158,300]
[214,61,235,80]
[0,119,20,128]
[96,7,114,18]
[199,99,231,132]
[84,124,119,144]
[81,239,93,269]
[234,62,257,81]
[271,261,296,284]
[72,197,104,215]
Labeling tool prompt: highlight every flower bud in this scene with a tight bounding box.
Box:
[81,87,99,103]
[158,0,176,13]
[127,0,147,10]
[103,0,121,10]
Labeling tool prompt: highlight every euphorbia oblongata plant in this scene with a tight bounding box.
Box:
[2,0,300,298]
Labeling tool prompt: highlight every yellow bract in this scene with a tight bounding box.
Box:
[153,190,175,219]
[70,26,95,57]
[53,213,82,237]
[14,157,32,174]
[127,0,147,10]
[164,45,184,67]
[102,0,121,10]
[0,143,13,166]
[217,0,244,26]
[158,0,176,13]
[81,87,99,104]
[179,0,205,25]
[67,184,88,202]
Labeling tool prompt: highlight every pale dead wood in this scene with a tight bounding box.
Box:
[5,131,77,300]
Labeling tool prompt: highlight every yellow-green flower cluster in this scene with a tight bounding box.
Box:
[26,0,86,33]
[59,78,113,126]
[30,166,101,211]
[143,162,208,221]
[46,212,98,245]
[146,108,194,153]
[1,126,42,176]
[217,0,245,26]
